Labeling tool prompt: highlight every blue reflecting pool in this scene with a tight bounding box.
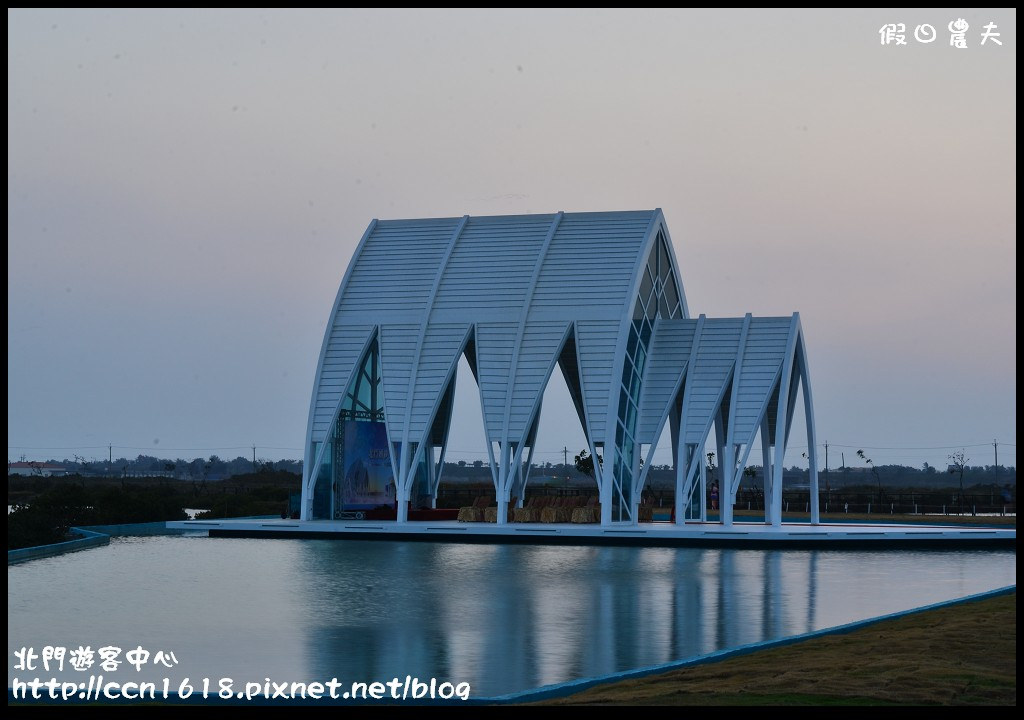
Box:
[7,536,1015,697]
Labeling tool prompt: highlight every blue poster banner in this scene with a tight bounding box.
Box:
[340,420,394,509]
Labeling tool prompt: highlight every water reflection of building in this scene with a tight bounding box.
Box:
[296,543,825,696]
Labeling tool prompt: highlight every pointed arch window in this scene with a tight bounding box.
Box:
[610,230,683,521]
[309,337,388,519]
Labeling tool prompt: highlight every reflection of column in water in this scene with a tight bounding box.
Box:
[381,545,447,680]
[527,546,590,688]
[434,544,496,687]
[579,547,619,680]
[715,550,738,649]
[443,543,548,691]
[761,550,784,641]
[478,545,536,695]
[298,542,445,687]
[611,547,648,673]
[670,549,705,660]
[807,550,818,633]
[628,548,676,666]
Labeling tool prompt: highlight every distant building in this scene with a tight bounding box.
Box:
[8,462,69,477]
[302,210,820,527]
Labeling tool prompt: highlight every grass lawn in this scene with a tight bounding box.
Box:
[546,591,1016,706]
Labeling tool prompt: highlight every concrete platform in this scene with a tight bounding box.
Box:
[166,518,1016,549]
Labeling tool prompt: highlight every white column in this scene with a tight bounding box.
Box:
[798,340,820,525]
[761,419,772,525]
[770,440,785,528]
[771,315,800,527]
[699,456,707,523]
[721,443,735,527]
[674,446,688,525]
[599,450,613,525]
[496,442,511,525]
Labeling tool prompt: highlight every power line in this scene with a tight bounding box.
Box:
[828,443,996,450]
[8,445,304,452]
[8,445,109,450]
[116,446,254,452]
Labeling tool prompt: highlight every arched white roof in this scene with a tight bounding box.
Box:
[306,210,685,458]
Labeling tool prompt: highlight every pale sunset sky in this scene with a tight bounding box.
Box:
[7,9,1016,470]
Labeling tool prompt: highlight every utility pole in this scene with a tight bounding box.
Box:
[109,444,112,464]
[994,439,998,484]
[824,441,830,495]
[253,445,257,474]
[563,446,568,468]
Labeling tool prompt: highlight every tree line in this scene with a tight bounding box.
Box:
[11,454,301,479]
[10,455,1015,490]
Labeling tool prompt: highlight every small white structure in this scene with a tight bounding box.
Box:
[301,210,818,527]
[8,462,69,477]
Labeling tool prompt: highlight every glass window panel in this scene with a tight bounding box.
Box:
[312,471,330,519]
[627,325,638,358]
[618,392,628,422]
[646,290,658,319]
[356,374,372,410]
[634,342,647,376]
[661,237,675,282]
[640,319,652,346]
[621,441,634,470]
[625,398,636,430]
[615,421,625,449]
[372,377,383,414]
[664,274,680,314]
[629,368,641,404]
[616,463,630,489]
[311,437,334,519]
[659,292,671,318]
[619,479,632,519]
[688,480,702,519]
[336,340,385,420]
[633,298,644,320]
[639,271,653,306]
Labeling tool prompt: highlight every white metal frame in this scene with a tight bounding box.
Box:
[301,211,820,529]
